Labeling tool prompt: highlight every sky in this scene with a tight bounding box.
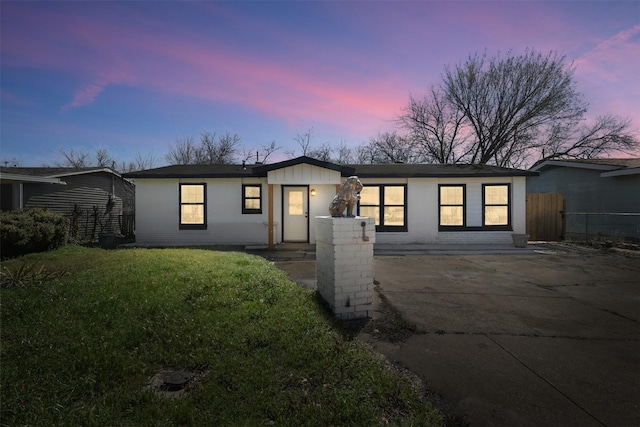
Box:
[1,1,639,167]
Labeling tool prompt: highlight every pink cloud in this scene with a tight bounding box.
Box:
[573,24,640,125]
[574,24,640,83]
[3,3,407,135]
[60,82,105,113]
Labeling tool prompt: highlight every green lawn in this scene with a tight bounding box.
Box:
[1,246,442,426]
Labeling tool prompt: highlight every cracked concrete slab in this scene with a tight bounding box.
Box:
[273,245,640,426]
[363,249,640,426]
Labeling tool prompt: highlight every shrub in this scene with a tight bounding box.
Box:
[0,208,69,259]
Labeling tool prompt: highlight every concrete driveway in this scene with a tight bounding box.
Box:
[273,245,640,426]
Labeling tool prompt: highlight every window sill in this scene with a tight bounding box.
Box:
[179,224,207,230]
[439,226,512,232]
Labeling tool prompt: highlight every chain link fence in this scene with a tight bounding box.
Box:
[564,212,640,244]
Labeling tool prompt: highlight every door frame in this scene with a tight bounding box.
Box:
[281,185,310,243]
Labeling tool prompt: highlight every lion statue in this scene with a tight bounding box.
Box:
[329,176,363,217]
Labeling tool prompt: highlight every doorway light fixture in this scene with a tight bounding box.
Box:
[310,188,316,196]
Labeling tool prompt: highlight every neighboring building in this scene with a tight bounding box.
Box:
[528,158,640,242]
[0,167,135,238]
[124,156,536,247]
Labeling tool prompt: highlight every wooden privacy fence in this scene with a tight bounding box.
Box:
[526,193,565,241]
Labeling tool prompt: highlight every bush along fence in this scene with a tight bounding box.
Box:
[564,212,640,244]
[0,208,69,259]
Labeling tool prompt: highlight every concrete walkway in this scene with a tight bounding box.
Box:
[266,244,640,427]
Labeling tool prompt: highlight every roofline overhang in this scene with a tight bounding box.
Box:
[600,167,640,178]
[128,173,259,179]
[124,157,538,179]
[0,173,67,185]
[47,167,122,179]
[350,171,538,178]
[530,160,620,172]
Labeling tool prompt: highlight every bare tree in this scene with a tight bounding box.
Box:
[286,128,360,163]
[286,127,315,158]
[164,137,199,165]
[1,157,22,167]
[401,49,637,168]
[362,131,422,163]
[241,140,281,164]
[400,87,468,164]
[200,131,241,164]
[258,140,280,163]
[443,49,591,166]
[332,141,356,164]
[56,147,90,168]
[306,143,333,162]
[115,160,137,173]
[133,150,157,171]
[538,115,638,162]
[352,143,377,164]
[165,132,242,165]
[95,148,115,168]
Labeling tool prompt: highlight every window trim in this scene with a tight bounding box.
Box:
[179,183,207,230]
[482,183,512,230]
[242,184,263,214]
[359,184,408,232]
[438,184,466,231]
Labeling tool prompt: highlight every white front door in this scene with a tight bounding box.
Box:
[283,186,308,242]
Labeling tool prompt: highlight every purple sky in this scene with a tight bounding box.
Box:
[2,1,639,166]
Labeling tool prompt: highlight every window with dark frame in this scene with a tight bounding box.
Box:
[359,185,407,232]
[179,183,206,229]
[483,184,511,229]
[242,184,262,214]
[439,184,465,229]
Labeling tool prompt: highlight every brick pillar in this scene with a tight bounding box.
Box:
[315,216,375,320]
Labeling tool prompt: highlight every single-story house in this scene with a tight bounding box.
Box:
[0,167,135,238]
[124,156,536,247]
[527,158,640,242]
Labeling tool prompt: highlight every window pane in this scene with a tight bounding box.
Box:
[384,206,404,226]
[441,186,463,205]
[485,185,508,205]
[360,206,380,225]
[181,185,204,203]
[384,186,404,205]
[181,205,204,224]
[359,186,379,205]
[288,191,303,215]
[440,206,463,226]
[245,186,260,198]
[485,206,508,225]
[245,199,260,210]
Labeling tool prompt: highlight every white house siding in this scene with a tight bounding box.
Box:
[135,178,269,246]
[357,176,527,245]
[132,165,528,247]
[267,163,341,185]
[268,164,341,244]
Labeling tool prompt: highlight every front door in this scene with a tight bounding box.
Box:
[283,186,308,242]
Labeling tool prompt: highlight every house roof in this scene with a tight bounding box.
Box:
[123,163,260,178]
[0,166,124,179]
[344,163,536,178]
[124,157,537,179]
[530,158,640,177]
